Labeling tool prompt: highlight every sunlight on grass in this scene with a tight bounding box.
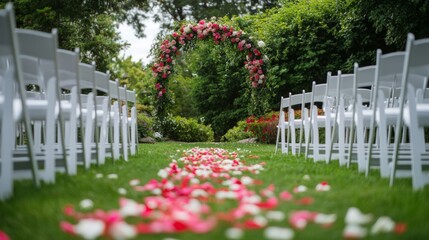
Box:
[1,142,428,239]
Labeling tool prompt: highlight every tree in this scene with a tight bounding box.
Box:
[0,0,150,71]
[150,0,279,31]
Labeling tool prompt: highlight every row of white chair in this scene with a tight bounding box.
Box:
[0,3,138,200]
[276,32,429,190]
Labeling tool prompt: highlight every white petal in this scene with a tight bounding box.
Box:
[314,213,336,225]
[345,207,373,225]
[225,227,243,239]
[266,211,285,221]
[107,173,118,179]
[371,216,395,234]
[128,179,140,186]
[343,224,367,239]
[75,219,105,240]
[118,188,127,195]
[264,226,294,240]
[109,221,136,240]
[79,199,94,209]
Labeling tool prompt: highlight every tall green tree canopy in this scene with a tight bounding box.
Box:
[0,0,150,71]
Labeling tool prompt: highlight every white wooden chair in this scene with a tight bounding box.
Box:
[57,48,82,175]
[108,79,121,160]
[275,96,290,154]
[390,33,429,190]
[0,3,40,200]
[118,85,129,161]
[94,70,110,165]
[78,62,97,169]
[15,28,70,182]
[365,50,407,177]
[304,82,327,161]
[340,64,375,170]
[126,89,138,156]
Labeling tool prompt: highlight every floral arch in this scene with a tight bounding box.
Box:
[151,19,267,126]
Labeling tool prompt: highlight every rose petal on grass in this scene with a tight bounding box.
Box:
[107,173,118,179]
[289,211,316,229]
[293,185,307,193]
[345,207,372,225]
[343,224,367,239]
[75,219,105,240]
[314,213,336,227]
[295,196,314,205]
[315,181,331,191]
[225,227,243,239]
[394,222,407,234]
[129,179,140,186]
[279,191,293,201]
[264,226,294,240]
[109,221,137,240]
[79,199,94,209]
[266,211,285,221]
[118,188,127,195]
[371,216,395,234]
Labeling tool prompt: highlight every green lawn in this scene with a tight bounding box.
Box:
[1,142,428,239]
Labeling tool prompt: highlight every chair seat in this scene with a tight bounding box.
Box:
[0,96,23,121]
[404,103,429,126]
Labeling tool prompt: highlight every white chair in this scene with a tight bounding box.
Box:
[365,50,407,177]
[118,85,129,161]
[57,48,82,175]
[94,70,110,165]
[126,89,138,156]
[339,64,375,170]
[78,62,97,169]
[16,28,69,182]
[287,92,303,155]
[275,96,289,154]
[0,3,40,200]
[390,33,429,190]
[287,91,312,155]
[327,72,355,164]
[304,82,327,161]
[108,79,121,160]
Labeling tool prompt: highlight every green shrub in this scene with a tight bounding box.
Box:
[137,114,154,138]
[221,120,254,142]
[163,115,214,142]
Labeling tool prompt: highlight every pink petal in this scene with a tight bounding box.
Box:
[60,221,75,235]
[279,191,293,201]
[0,231,10,240]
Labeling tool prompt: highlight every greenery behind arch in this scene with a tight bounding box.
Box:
[151,19,269,133]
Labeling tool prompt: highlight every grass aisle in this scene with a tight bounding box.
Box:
[1,142,429,239]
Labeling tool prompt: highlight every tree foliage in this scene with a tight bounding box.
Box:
[0,0,150,71]
[150,0,279,31]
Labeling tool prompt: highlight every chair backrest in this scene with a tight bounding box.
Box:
[354,64,376,102]
[94,70,109,95]
[355,65,376,88]
[289,92,303,107]
[109,79,119,100]
[57,48,79,91]
[312,83,327,103]
[0,3,19,89]
[78,62,95,91]
[126,89,136,104]
[118,85,127,102]
[16,28,59,91]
